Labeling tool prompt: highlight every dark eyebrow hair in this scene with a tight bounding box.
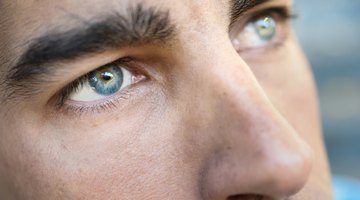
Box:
[4,4,175,99]
[230,0,269,24]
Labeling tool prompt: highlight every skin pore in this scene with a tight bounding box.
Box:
[0,0,332,199]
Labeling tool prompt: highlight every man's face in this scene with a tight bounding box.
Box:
[0,0,332,199]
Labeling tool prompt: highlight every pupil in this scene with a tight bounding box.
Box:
[100,72,113,82]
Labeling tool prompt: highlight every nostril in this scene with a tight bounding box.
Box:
[227,194,264,200]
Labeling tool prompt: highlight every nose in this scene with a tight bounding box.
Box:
[195,50,314,200]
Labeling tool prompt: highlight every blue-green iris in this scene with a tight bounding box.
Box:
[88,65,123,96]
[254,16,276,41]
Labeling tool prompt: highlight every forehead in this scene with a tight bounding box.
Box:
[2,0,222,33]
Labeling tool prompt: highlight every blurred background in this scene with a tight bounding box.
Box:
[294,0,360,180]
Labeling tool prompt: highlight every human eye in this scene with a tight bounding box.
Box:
[56,58,147,113]
[230,7,295,52]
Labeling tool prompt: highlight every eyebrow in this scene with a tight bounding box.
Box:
[4,4,175,98]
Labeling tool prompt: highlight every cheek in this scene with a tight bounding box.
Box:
[2,90,204,199]
[47,110,202,199]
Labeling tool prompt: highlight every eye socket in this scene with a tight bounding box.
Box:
[69,63,133,102]
[231,9,291,52]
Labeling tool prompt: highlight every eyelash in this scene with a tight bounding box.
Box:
[54,7,296,114]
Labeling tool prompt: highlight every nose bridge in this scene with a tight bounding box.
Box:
[197,48,313,199]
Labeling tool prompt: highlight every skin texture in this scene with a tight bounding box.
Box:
[0,0,333,199]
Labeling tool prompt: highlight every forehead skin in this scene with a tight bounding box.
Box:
[0,0,333,200]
